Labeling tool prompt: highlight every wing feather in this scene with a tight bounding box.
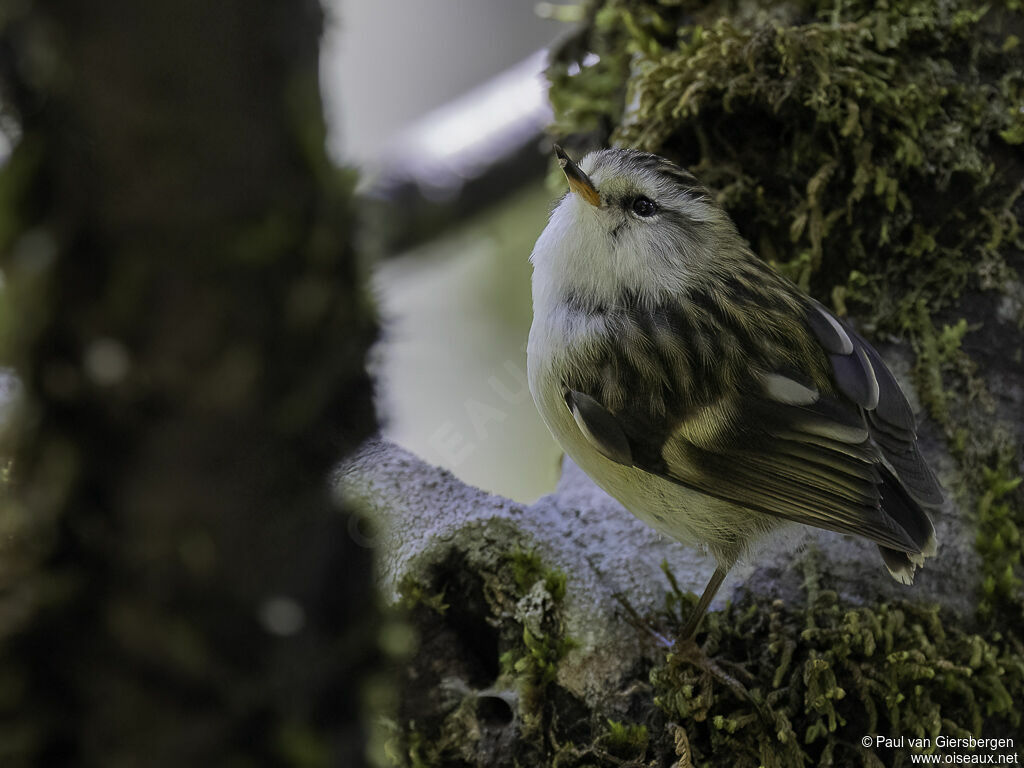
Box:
[819,318,944,508]
[559,290,941,564]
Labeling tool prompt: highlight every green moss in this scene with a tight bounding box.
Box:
[651,557,1023,767]
[406,729,433,768]
[511,624,577,688]
[911,308,976,431]
[977,462,1024,617]
[602,719,650,757]
[396,573,449,616]
[508,547,568,603]
[392,547,579,766]
[910,300,1024,618]
[500,549,577,734]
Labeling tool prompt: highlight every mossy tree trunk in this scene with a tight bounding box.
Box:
[0,2,377,765]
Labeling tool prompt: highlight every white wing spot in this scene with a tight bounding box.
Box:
[757,372,820,405]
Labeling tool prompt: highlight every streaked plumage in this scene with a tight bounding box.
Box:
[528,147,942,634]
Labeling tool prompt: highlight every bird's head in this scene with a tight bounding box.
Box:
[532,146,740,305]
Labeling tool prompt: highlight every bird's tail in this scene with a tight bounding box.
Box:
[877,472,939,585]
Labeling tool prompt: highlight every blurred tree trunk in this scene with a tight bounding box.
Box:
[0,2,378,766]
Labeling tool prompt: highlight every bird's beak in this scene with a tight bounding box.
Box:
[554,144,600,207]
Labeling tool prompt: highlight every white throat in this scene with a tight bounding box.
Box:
[529,194,703,319]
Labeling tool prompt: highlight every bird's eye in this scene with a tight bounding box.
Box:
[630,196,658,217]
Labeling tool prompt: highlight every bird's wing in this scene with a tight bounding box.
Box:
[803,300,943,509]
[563,299,940,554]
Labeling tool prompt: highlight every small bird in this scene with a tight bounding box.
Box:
[527,146,943,639]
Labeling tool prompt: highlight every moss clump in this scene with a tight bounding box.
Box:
[976,463,1024,615]
[397,573,450,616]
[499,549,577,729]
[652,556,1024,767]
[508,547,569,603]
[602,719,650,757]
[390,546,581,767]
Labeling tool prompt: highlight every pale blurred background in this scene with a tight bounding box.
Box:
[320,1,574,502]
[322,1,557,162]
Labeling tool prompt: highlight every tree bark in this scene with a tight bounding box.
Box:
[0,2,377,766]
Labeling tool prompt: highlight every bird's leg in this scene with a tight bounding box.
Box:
[678,566,729,641]
[669,567,775,724]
